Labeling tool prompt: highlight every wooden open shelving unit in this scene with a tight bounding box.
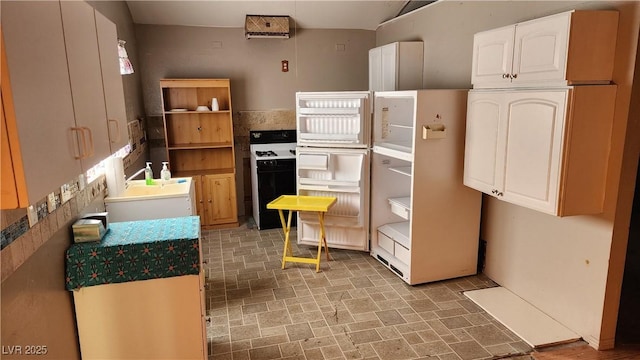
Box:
[161,79,238,229]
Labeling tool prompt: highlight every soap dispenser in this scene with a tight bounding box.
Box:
[145,162,154,185]
[161,162,171,181]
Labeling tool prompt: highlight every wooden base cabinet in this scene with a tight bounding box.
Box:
[194,173,238,228]
[161,79,238,228]
[463,86,617,216]
[73,274,207,360]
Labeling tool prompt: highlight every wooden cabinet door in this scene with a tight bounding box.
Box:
[1,28,28,209]
[380,43,398,91]
[202,173,237,226]
[2,1,82,204]
[471,26,515,88]
[463,91,504,195]
[60,0,111,171]
[511,12,570,86]
[501,90,567,214]
[95,10,129,153]
[368,47,382,91]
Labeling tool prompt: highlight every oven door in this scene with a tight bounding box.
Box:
[256,158,296,230]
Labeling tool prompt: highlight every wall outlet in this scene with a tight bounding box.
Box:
[47,192,57,213]
[27,205,38,227]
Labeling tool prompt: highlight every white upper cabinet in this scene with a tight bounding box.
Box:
[471,10,618,88]
[464,86,617,216]
[369,42,423,91]
[60,1,111,171]
[95,10,129,153]
[2,0,82,204]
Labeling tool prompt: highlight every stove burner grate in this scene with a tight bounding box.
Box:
[256,150,277,157]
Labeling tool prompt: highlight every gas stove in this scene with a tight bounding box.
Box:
[249,130,297,230]
[251,145,297,160]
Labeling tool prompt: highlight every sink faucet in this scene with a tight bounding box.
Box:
[125,168,147,188]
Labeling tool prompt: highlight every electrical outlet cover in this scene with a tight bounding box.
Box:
[47,192,57,213]
[60,184,71,204]
[27,205,38,227]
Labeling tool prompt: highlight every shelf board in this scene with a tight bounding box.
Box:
[388,123,413,129]
[298,108,361,115]
[165,110,230,115]
[378,222,411,249]
[168,142,233,150]
[388,166,412,176]
[173,168,235,177]
[373,142,412,161]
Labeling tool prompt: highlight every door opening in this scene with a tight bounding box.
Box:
[616,159,640,345]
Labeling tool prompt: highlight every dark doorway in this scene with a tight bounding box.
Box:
[616,160,640,345]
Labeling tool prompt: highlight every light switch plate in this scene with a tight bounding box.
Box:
[60,184,72,204]
[27,205,38,227]
[78,174,86,190]
[47,192,57,213]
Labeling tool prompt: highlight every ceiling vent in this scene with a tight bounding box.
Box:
[245,15,290,39]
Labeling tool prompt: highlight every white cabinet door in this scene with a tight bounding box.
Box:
[471,26,515,87]
[61,1,111,171]
[465,90,568,214]
[380,43,398,91]
[511,12,570,86]
[95,10,129,153]
[463,92,504,194]
[2,1,83,203]
[368,47,382,92]
[501,91,567,213]
[369,42,423,91]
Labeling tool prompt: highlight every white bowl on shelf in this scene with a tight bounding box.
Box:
[196,105,209,111]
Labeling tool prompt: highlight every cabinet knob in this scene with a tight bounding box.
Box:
[497,192,503,197]
[197,126,202,131]
[208,200,212,203]
[510,73,518,79]
[502,73,510,79]
[491,189,497,194]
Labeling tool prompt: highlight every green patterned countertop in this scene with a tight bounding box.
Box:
[65,216,200,290]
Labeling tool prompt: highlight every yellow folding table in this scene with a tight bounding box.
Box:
[266,195,337,272]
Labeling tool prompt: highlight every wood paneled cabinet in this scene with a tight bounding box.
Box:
[1,29,28,209]
[161,79,238,228]
[471,10,618,89]
[369,42,423,91]
[194,174,238,227]
[1,0,129,207]
[463,86,617,216]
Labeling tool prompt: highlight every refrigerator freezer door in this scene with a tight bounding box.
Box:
[296,147,370,251]
[296,91,371,148]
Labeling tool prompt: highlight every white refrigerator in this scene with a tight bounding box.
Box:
[295,91,371,251]
[296,90,482,285]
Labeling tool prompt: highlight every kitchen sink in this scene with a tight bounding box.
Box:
[104,177,196,222]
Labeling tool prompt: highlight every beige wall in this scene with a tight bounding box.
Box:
[377,0,640,349]
[134,24,375,216]
[134,25,374,113]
